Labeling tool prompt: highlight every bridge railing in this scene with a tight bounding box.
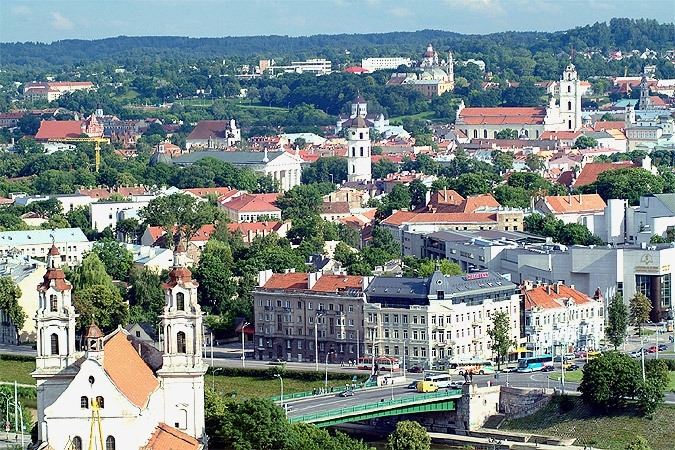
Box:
[288,388,462,423]
[271,380,378,402]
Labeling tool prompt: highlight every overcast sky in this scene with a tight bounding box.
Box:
[1,0,673,44]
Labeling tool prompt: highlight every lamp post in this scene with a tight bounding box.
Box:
[324,351,334,389]
[640,335,646,382]
[274,374,284,417]
[315,311,324,371]
[1,393,10,441]
[241,321,250,367]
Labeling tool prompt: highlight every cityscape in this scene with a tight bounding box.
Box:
[0,2,675,449]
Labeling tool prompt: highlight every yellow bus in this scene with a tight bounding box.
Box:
[447,359,495,375]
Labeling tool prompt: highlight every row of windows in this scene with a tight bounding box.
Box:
[260,299,356,313]
[70,436,115,450]
[80,395,105,409]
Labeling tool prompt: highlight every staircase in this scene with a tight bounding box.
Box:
[482,413,506,429]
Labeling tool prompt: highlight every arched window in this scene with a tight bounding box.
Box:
[473,130,478,138]
[176,293,185,311]
[50,294,58,312]
[483,129,488,138]
[360,147,363,156]
[72,437,82,450]
[80,396,88,409]
[567,101,572,111]
[352,165,355,174]
[568,120,572,130]
[177,331,186,354]
[352,147,356,157]
[567,85,571,92]
[493,131,498,138]
[105,436,115,450]
[359,132,363,139]
[96,396,105,409]
[50,334,59,355]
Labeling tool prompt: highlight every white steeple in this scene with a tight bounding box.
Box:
[346,101,372,183]
[559,63,582,131]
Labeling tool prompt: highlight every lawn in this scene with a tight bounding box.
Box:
[0,358,37,386]
[501,395,675,450]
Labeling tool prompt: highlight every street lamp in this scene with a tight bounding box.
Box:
[324,351,334,389]
[241,321,250,368]
[314,311,325,371]
[212,367,223,391]
[274,374,285,417]
[0,393,10,441]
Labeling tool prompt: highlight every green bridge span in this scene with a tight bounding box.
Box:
[289,389,463,427]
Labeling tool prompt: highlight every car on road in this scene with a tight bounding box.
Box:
[406,381,420,389]
[502,365,518,373]
[282,403,293,412]
[574,351,587,358]
[407,365,424,373]
[338,390,355,397]
[648,346,658,353]
[659,344,668,351]
[268,358,286,365]
[566,364,580,371]
[541,365,555,372]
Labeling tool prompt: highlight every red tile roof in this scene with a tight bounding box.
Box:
[592,121,625,132]
[382,210,498,226]
[141,423,201,450]
[35,120,86,140]
[261,273,364,292]
[221,193,280,213]
[457,107,548,125]
[572,161,636,187]
[103,331,159,408]
[186,120,233,140]
[522,283,596,310]
[183,187,237,198]
[321,202,351,214]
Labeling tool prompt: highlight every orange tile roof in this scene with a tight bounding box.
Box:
[522,284,596,310]
[463,194,501,212]
[227,221,283,234]
[321,202,351,214]
[573,161,636,187]
[540,131,581,140]
[382,210,498,226]
[103,331,159,408]
[458,107,547,125]
[592,121,625,131]
[542,194,606,213]
[141,423,201,450]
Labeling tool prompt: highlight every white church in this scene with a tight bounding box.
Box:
[32,244,207,450]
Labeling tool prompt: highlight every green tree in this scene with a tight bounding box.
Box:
[372,158,398,179]
[573,135,599,149]
[385,420,430,450]
[193,240,238,315]
[491,150,514,173]
[629,292,652,336]
[637,359,668,416]
[486,311,515,370]
[578,351,641,411]
[0,277,25,343]
[605,293,628,349]
[583,168,664,206]
[90,238,133,281]
[408,179,427,210]
[126,267,165,325]
[276,184,324,221]
[68,253,115,291]
[140,193,223,248]
[495,129,518,139]
[73,284,129,334]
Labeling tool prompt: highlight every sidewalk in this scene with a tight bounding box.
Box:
[429,431,587,449]
[0,432,29,449]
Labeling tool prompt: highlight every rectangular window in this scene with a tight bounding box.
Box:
[318,303,324,311]
[413,316,418,324]
[393,315,399,324]
[402,315,408,324]
[308,302,313,310]
[348,305,354,313]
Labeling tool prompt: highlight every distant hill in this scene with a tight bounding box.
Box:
[1,18,673,69]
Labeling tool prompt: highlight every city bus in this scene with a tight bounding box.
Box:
[424,373,455,388]
[447,359,495,375]
[517,354,553,372]
[357,356,400,372]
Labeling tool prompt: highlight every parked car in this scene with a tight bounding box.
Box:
[541,365,555,372]
[407,365,424,373]
[566,364,580,371]
[647,346,658,353]
[658,344,668,351]
[338,390,355,397]
[502,365,518,373]
[407,381,420,389]
[574,351,587,358]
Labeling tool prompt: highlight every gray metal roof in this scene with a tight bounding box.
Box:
[366,276,428,299]
[651,193,675,215]
[0,227,89,247]
[428,271,517,298]
[172,150,285,166]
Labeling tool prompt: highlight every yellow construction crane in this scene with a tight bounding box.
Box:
[88,398,104,450]
[46,137,109,172]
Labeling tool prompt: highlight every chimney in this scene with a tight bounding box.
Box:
[308,272,322,289]
[257,269,273,287]
[568,193,572,204]
[554,283,559,294]
[547,285,551,295]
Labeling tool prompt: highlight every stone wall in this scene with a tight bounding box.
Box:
[498,385,552,419]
